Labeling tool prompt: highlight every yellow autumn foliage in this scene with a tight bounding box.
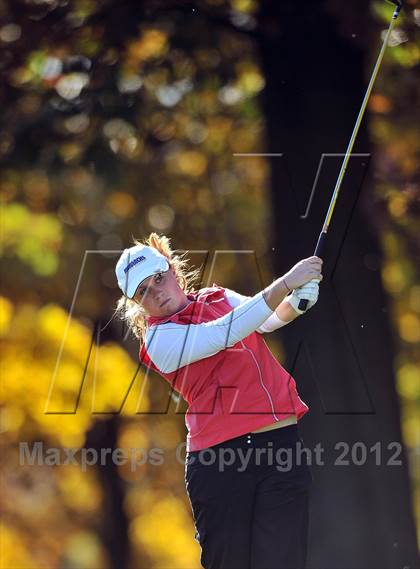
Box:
[130,495,199,569]
[0,298,146,446]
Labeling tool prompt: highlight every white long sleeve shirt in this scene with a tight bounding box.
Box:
[223,288,289,334]
[145,289,289,374]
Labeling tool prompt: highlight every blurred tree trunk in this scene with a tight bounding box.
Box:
[85,415,129,569]
[256,0,419,567]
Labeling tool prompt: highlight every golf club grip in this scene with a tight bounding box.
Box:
[298,231,327,311]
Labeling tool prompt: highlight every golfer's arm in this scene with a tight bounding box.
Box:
[224,288,298,333]
[145,291,273,373]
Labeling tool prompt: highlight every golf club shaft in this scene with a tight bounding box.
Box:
[298,2,402,311]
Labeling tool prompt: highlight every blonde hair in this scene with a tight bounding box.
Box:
[115,233,201,343]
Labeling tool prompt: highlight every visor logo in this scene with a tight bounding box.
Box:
[124,255,146,273]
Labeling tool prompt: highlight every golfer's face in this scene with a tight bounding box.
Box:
[133,268,185,316]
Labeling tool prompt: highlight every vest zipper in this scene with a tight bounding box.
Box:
[240,341,280,422]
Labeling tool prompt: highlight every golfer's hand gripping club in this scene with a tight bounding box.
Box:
[280,255,323,314]
[298,232,326,312]
[287,280,320,314]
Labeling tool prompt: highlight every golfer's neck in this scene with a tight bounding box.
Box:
[172,296,192,314]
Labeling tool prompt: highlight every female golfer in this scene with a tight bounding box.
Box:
[115,232,322,569]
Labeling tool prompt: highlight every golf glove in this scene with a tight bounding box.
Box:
[286,279,320,315]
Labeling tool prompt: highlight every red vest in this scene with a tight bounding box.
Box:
[139,285,309,451]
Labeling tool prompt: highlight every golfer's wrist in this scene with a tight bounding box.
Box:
[262,277,292,311]
[276,301,299,322]
[281,277,292,293]
[284,294,304,317]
